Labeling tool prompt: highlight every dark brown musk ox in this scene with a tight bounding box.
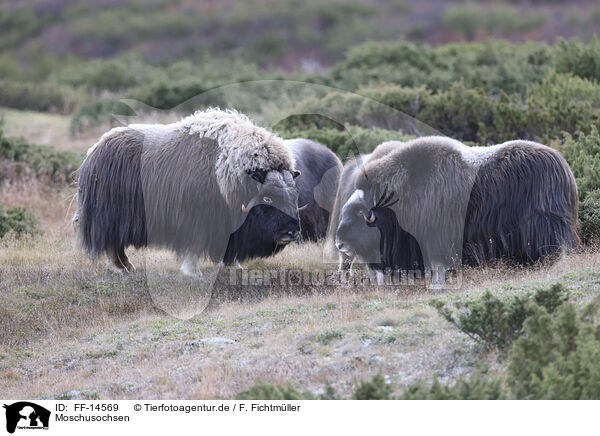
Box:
[75,109,302,275]
[222,138,342,265]
[335,136,579,282]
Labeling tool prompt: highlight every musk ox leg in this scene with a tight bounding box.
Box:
[107,247,135,273]
[427,264,447,290]
[338,252,354,271]
[180,254,202,277]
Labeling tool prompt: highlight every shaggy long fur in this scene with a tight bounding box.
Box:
[77,128,148,257]
[367,194,424,273]
[287,138,342,240]
[77,109,297,265]
[462,140,579,265]
[346,136,578,272]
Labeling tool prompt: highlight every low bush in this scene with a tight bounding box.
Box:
[0,80,83,114]
[399,369,505,400]
[330,40,553,95]
[554,37,600,83]
[443,4,547,41]
[419,83,528,143]
[236,382,316,400]
[579,190,600,244]
[508,302,600,399]
[0,129,80,184]
[560,127,600,202]
[432,283,568,352]
[352,375,392,399]
[525,73,600,140]
[236,376,385,400]
[70,98,136,135]
[277,124,413,159]
[0,206,40,238]
[54,55,164,94]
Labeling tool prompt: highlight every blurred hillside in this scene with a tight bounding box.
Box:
[1,0,600,75]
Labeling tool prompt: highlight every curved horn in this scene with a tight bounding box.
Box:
[364,211,376,224]
[241,203,250,213]
[298,203,309,212]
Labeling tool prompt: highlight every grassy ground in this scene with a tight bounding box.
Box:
[1,108,599,399]
[2,220,599,399]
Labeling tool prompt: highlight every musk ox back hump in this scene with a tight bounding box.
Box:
[463,141,579,265]
[77,128,147,256]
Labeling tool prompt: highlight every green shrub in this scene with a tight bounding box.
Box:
[0,206,40,239]
[399,369,505,400]
[0,80,82,114]
[443,5,547,41]
[279,85,434,135]
[236,375,388,400]
[560,126,600,202]
[554,37,600,83]
[0,8,44,52]
[352,375,392,399]
[330,40,553,95]
[236,382,315,400]
[126,79,226,111]
[277,124,413,159]
[54,55,164,93]
[433,283,568,352]
[508,303,600,399]
[0,129,80,184]
[525,73,600,140]
[426,287,600,399]
[419,83,528,143]
[579,190,600,243]
[70,98,136,135]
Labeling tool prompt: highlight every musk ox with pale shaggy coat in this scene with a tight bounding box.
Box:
[335,136,579,279]
[221,138,342,265]
[76,109,301,273]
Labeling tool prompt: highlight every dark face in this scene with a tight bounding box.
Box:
[224,204,300,265]
[224,169,301,264]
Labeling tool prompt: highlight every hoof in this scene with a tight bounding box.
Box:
[107,261,128,274]
[122,261,136,273]
[106,257,135,274]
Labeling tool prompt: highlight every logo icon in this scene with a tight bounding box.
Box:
[3,402,50,434]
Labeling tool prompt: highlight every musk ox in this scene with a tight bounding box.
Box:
[326,141,401,270]
[76,109,301,274]
[222,138,342,265]
[336,136,579,281]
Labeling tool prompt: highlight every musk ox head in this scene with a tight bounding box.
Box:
[337,186,424,271]
[336,187,383,264]
[235,168,302,250]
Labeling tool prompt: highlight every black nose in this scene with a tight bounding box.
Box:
[336,241,344,250]
[287,230,300,240]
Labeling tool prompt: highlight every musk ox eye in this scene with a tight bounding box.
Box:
[363,210,376,224]
[263,196,273,204]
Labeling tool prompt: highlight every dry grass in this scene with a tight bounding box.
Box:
[1,223,599,399]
